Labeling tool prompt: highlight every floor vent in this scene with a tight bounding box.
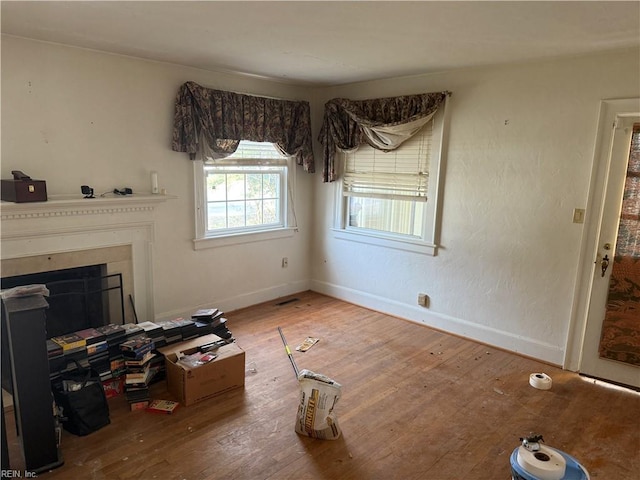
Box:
[275,297,299,306]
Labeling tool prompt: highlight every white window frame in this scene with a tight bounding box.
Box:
[332,104,448,256]
[193,142,296,250]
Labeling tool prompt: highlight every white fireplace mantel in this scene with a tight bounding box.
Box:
[1,193,175,221]
[1,193,176,323]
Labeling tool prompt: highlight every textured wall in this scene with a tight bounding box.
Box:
[1,35,314,318]
[310,49,640,365]
[3,34,639,365]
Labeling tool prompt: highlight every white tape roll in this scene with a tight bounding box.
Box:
[517,445,566,480]
[529,373,552,390]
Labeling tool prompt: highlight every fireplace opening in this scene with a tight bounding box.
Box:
[1,264,125,338]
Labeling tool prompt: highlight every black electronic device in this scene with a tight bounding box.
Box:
[81,185,94,198]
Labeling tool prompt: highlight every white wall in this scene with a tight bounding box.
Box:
[3,35,639,366]
[310,49,640,365]
[1,36,314,317]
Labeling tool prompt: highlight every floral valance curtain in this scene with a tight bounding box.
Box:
[172,81,315,173]
[318,91,450,182]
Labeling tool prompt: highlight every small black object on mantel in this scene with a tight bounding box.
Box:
[81,185,95,198]
[1,170,47,203]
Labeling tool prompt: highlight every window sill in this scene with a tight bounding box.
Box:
[331,228,437,256]
[193,227,296,250]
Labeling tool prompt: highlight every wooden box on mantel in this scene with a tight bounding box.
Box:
[1,178,48,203]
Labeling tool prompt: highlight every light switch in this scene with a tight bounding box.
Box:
[572,208,585,224]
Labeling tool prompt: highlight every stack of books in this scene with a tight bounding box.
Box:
[147,353,166,384]
[156,319,182,345]
[192,308,223,323]
[136,321,167,348]
[47,339,65,382]
[192,308,233,340]
[76,328,110,382]
[193,319,214,336]
[51,332,86,355]
[171,317,198,341]
[97,324,128,383]
[211,317,233,341]
[110,355,126,379]
[122,323,144,340]
[75,327,106,352]
[120,336,155,410]
[97,324,127,357]
[51,332,89,367]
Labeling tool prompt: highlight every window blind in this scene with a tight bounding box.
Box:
[342,121,432,201]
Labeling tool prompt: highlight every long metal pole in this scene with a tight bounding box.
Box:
[277,326,299,378]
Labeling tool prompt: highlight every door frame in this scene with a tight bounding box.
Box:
[565,98,640,376]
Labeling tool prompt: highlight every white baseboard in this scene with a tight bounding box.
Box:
[311,280,564,366]
[156,280,311,321]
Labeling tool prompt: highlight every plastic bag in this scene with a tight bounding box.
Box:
[295,369,342,440]
[0,284,49,299]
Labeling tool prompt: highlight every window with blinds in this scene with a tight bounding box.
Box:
[334,104,446,255]
[340,121,434,238]
[342,120,432,201]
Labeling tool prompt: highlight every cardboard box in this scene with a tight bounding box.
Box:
[159,334,245,406]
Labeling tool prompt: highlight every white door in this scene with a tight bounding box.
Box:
[580,99,640,388]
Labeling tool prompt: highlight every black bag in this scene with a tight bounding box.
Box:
[52,361,110,436]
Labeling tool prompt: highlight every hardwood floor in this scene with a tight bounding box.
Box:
[4,291,639,479]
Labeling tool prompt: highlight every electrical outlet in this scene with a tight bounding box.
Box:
[282,257,288,268]
[418,293,429,308]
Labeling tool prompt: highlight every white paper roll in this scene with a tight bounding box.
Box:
[517,445,566,480]
[529,372,552,390]
[151,171,159,194]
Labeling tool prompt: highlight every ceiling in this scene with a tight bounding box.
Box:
[2,1,639,87]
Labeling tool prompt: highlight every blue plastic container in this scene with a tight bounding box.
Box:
[510,446,590,480]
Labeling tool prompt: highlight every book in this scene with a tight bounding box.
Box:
[192,308,225,324]
[125,387,150,404]
[124,350,155,367]
[129,400,150,411]
[156,320,182,344]
[97,324,127,344]
[120,336,154,358]
[122,323,144,338]
[136,321,164,337]
[169,317,198,340]
[63,348,88,363]
[75,328,106,345]
[146,399,179,414]
[97,323,126,338]
[47,339,63,358]
[192,308,218,318]
[87,340,108,356]
[51,333,86,352]
[125,366,152,384]
[110,356,126,377]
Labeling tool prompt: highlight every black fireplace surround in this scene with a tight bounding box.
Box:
[1,264,125,338]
